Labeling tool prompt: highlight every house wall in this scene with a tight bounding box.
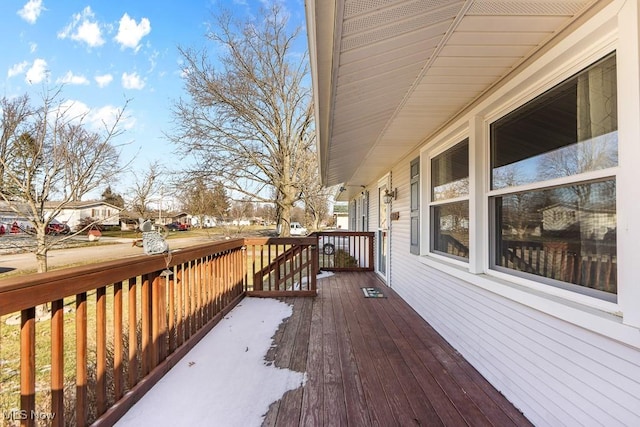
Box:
[53,205,120,230]
[361,1,640,425]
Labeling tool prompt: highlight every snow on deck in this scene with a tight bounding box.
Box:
[116,298,306,427]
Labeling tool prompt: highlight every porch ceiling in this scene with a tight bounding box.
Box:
[306,0,601,196]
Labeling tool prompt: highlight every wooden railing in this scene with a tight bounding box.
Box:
[0,237,318,426]
[244,237,317,297]
[313,231,375,271]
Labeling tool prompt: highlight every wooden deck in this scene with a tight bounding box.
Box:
[264,271,532,426]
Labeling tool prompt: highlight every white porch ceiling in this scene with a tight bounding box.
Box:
[306,0,602,197]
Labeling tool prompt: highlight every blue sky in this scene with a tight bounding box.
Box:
[0,0,306,200]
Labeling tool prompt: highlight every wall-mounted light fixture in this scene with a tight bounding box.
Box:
[383,188,397,204]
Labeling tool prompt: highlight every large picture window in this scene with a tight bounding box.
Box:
[490,53,617,301]
[430,139,469,260]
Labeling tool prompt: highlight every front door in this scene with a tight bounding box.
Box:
[377,182,390,283]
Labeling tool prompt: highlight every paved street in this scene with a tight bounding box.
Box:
[0,235,219,277]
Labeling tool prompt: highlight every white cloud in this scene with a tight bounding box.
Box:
[56,71,90,85]
[56,99,91,122]
[121,72,145,90]
[58,6,105,48]
[95,74,113,88]
[29,42,38,53]
[115,13,151,52]
[55,100,135,132]
[8,61,29,78]
[25,58,48,84]
[18,0,44,24]
[90,105,136,131]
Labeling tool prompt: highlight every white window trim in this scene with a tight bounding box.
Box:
[422,130,470,263]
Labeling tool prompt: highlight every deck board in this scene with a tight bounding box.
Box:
[264,271,532,427]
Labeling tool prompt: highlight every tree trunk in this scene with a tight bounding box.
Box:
[280,203,292,237]
[36,247,48,273]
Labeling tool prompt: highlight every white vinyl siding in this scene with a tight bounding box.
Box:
[390,154,640,425]
[378,1,640,425]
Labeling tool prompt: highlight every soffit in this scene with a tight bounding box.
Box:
[310,0,599,198]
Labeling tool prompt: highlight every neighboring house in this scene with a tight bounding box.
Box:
[189,215,218,228]
[541,202,616,239]
[306,0,639,425]
[44,201,122,230]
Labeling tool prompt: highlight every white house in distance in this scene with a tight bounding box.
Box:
[306,0,639,425]
[44,201,122,231]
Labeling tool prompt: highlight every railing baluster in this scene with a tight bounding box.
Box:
[168,271,176,354]
[176,265,184,348]
[51,299,64,427]
[127,278,138,390]
[76,293,87,427]
[96,286,107,416]
[190,261,197,337]
[152,273,166,367]
[20,307,36,427]
[141,274,151,376]
[114,282,124,401]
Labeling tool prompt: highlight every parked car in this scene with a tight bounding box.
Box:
[46,220,70,235]
[289,222,308,236]
[166,222,189,231]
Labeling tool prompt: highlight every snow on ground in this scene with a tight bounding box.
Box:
[116,298,306,427]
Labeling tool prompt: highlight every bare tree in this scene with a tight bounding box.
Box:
[128,160,164,219]
[0,95,32,195]
[0,90,129,272]
[299,146,335,231]
[168,3,315,236]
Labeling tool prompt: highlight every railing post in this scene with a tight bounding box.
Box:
[368,233,375,271]
[311,244,318,293]
[242,245,247,293]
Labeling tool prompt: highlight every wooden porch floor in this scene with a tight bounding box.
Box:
[264,271,532,426]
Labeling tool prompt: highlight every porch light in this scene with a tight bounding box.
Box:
[383,188,397,204]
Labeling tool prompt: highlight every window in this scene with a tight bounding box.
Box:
[430,140,469,260]
[490,53,617,301]
[410,158,419,254]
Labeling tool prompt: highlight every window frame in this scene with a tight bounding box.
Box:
[410,157,420,255]
[486,52,619,303]
[426,137,470,263]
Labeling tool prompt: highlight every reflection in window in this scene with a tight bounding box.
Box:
[431,140,469,259]
[432,140,469,200]
[491,53,617,190]
[492,180,616,298]
[432,201,469,259]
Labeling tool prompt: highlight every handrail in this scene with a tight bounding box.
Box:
[0,237,319,426]
[244,237,317,297]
